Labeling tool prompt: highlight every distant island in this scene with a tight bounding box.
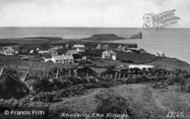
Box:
[82,34,125,41]
[82,32,143,41]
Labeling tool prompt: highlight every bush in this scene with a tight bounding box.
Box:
[95,93,139,119]
[0,75,29,99]
[33,92,55,102]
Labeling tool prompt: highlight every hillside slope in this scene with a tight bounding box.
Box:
[27,84,190,119]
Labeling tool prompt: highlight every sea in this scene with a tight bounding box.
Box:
[0,27,189,63]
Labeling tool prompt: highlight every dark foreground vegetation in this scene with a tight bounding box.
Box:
[0,66,190,119]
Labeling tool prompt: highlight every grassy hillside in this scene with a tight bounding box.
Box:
[149,57,190,72]
[25,84,190,119]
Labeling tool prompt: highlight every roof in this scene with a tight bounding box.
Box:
[96,44,102,49]
[102,44,109,48]
[128,48,140,51]
[43,54,52,59]
[3,47,14,52]
[51,46,63,50]
[37,46,50,51]
[72,44,85,48]
[64,54,74,60]
[53,54,74,60]
[66,50,79,55]
[53,55,65,60]
[49,49,57,52]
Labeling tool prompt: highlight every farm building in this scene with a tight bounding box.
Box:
[66,50,84,59]
[66,50,79,55]
[42,55,52,62]
[51,46,63,50]
[38,50,50,55]
[3,46,15,55]
[83,50,103,57]
[72,44,86,52]
[37,47,50,55]
[63,54,74,64]
[102,50,117,60]
[116,45,128,51]
[49,49,58,56]
[51,54,74,64]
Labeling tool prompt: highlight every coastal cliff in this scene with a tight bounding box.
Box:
[129,32,143,39]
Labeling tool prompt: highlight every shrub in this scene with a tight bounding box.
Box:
[95,93,139,119]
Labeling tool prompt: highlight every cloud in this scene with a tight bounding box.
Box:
[0,0,189,27]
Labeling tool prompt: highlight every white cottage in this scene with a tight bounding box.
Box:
[51,54,74,64]
[72,44,85,52]
[3,47,15,55]
[102,50,117,60]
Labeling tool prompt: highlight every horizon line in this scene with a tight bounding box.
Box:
[0,26,190,29]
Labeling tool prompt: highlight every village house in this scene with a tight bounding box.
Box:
[156,52,165,57]
[117,45,128,52]
[37,47,50,55]
[3,46,15,55]
[126,48,145,53]
[66,50,79,55]
[63,54,74,64]
[51,46,63,50]
[50,54,74,64]
[102,44,110,50]
[102,50,117,60]
[71,44,86,52]
[95,44,102,50]
[42,54,52,62]
[49,48,58,56]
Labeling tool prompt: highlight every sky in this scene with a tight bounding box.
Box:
[0,0,189,27]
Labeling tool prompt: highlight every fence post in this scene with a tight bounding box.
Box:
[154,72,158,78]
[74,69,77,76]
[0,67,4,77]
[115,71,118,80]
[122,73,126,80]
[126,74,130,80]
[110,74,113,79]
[55,69,59,79]
[69,70,71,76]
[118,72,121,80]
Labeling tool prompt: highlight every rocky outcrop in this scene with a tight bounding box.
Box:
[129,32,143,39]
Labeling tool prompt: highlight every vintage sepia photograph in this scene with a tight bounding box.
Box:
[0,0,190,119]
